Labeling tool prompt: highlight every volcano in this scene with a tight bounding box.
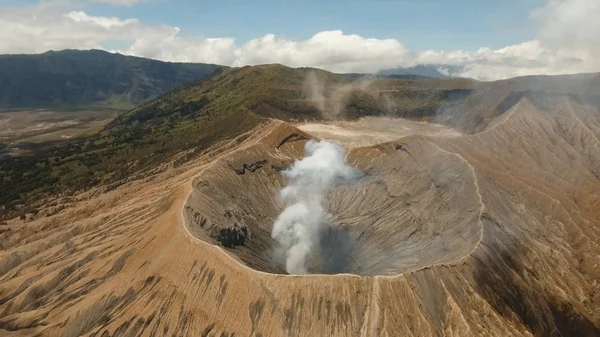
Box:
[1,65,599,336]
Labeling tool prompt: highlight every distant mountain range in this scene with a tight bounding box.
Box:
[0,49,470,110]
[0,50,222,109]
[377,64,465,78]
[343,65,465,80]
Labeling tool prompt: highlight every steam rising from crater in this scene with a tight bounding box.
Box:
[271,140,361,274]
[304,71,374,120]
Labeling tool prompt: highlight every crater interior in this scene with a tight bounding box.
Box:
[184,120,482,276]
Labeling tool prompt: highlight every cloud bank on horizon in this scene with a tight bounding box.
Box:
[1,0,598,80]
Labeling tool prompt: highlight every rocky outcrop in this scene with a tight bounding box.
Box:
[213,224,251,249]
[230,160,268,175]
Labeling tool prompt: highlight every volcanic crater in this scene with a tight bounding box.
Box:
[183,120,483,276]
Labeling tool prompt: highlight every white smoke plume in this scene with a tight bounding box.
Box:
[304,72,326,114]
[271,140,360,274]
[304,71,374,120]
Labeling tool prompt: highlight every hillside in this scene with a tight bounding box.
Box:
[0,65,474,218]
[0,64,599,336]
[1,65,599,220]
[0,95,598,336]
[0,50,221,109]
[181,96,600,336]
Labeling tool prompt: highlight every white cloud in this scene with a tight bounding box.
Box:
[0,0,599,80]
[232,31,416,73]
[93,0,147,6]
[531,0,600,52]
[66,11,138,28]
[123,32,237,65]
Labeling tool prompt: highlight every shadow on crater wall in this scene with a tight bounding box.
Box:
[183,129,483,277]
[472,215,600,337]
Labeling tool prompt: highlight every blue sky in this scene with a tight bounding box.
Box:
[84,0,541,51]
[0,0,598,79]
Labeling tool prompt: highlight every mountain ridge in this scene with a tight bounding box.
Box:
[0,49,222,109]
[1,64,599,221]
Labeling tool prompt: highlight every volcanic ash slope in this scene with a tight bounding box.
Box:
[0,97,599,336]
[182,96,599,336]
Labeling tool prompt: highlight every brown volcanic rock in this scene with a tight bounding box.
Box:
[0,97,599,336]
[185,128,483,276]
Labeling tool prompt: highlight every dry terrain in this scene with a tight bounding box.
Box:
[297,117,461,148]
[1,92,599,336]
[0,109,118,156]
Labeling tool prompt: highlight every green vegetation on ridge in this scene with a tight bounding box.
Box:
[0,65,472,219]
[2,64,599,221]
